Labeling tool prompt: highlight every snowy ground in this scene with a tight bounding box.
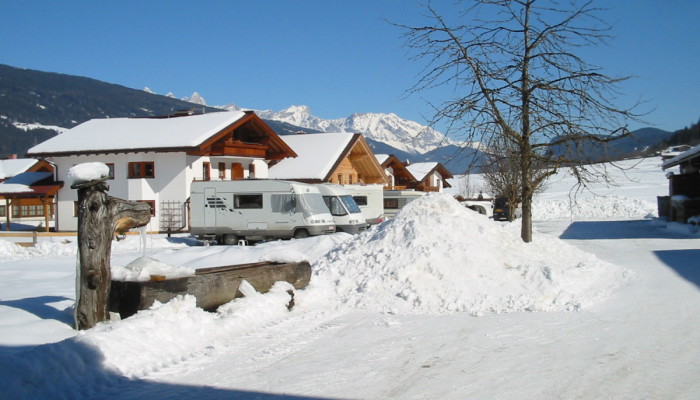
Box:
[1,157,699,399]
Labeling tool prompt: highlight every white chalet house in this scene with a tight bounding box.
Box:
[405,162,453,193]
[26,111,296,232]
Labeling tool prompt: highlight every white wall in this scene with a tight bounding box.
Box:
[51,152,189,231]
[50,153,270,231]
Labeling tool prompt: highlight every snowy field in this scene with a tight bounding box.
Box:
[1,157,699,399]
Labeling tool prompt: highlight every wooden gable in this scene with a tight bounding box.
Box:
[413,163,454,192]
[189,112,297,160]
[381,155,418,190]
[326,134,388,185]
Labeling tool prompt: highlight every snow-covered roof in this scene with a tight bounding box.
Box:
[406,162,440,181]
[268,133,355,180]
[662,143,700,169]
[27,111,247,156]
[0,159,39,180]
[374,154,390,165]
[0,172,54,194]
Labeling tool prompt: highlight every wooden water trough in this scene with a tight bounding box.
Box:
[109,260,311,319]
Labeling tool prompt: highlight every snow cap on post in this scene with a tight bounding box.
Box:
[67,162,111,188]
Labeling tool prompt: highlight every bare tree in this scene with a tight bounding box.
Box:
[397,0,642,242]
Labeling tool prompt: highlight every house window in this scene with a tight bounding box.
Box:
[337,173,343,185]
[9,204,50,217]
[128,162,155,178]
[106,163,115,179]
[138,200,156,217]
[0,205,4,217]
[203,162,211,181]
[348,174,354,185]
[218,162,226,180]
[234,194,263,209]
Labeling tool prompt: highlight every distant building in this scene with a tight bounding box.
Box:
[375,154,419,190]
[660,144,700,223]
[268,132,388,186]
[660,145,693,160]
[0,158,60,231]
[405,162,454,193]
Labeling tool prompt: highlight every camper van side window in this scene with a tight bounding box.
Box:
[234,194,263,209]
[353,196,368,206]
[384,198,400,209]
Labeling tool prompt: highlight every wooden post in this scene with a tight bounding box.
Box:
[73,178,151,330]
[5,199,11,231]
[42,196,51,232]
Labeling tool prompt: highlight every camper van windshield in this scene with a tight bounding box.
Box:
[297,193,330,218]
[340,195,361,214]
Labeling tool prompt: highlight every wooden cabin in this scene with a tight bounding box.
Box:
[268,133,388,186]
[26,111,296,232]
[405,162,454,193]
[375,154,419,190]
[0,159,60,231]
[661,144,700,223]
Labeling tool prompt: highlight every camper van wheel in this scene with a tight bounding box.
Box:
[220,234,238,246]
[293,229,309,239]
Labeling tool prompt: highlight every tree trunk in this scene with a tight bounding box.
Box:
[74,180,151,330]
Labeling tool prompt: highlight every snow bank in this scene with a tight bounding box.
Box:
[311,194,628,316]
[533,195,657,221]
[0,234,189,263]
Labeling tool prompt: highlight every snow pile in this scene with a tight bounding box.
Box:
[312,194,628,316]
[66,162,110,186]
[533,195,657,221]
[84,281,295,378]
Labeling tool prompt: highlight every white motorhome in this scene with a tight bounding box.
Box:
[343,184,385,225]
[190,180,335,244]
[317,184,368,234]
[382,190,426,219]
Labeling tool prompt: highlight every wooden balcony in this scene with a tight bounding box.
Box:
[209,141,267,158]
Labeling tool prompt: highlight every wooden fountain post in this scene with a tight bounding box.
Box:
[72,177,152,330]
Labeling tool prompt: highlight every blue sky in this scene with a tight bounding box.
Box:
[1,0,698,134]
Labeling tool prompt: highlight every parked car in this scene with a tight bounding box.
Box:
[493,196,521,221]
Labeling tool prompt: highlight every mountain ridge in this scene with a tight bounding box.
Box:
[0,63,683,174]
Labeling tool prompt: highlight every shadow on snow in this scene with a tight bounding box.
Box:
[0,295,74,326]
[559,219,695,240]
[558,219,700,289]
[0,339,338,400]
[653,249,700,289]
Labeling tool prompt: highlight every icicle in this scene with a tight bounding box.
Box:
[140,225,148,257]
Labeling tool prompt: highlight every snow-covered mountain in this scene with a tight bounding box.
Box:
[226,104,454,155]
[182,92,207,105]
